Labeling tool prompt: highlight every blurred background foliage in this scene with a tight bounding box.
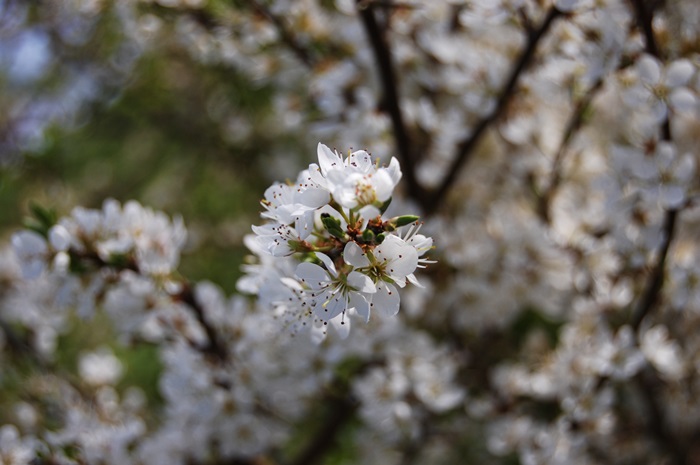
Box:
[0,0,307,423]
[0,0,299,293]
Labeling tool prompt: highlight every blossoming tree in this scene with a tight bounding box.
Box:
[2,0,700,464]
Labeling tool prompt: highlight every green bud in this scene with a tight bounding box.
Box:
[361,229,375,243]
[385,215,419,231]
[321,213,346,240]
[376,233,386,244]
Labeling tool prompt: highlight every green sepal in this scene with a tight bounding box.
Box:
[379,197,392,214]
[301,253,323,266]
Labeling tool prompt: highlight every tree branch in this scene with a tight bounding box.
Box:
[629,0,676,332]
[630,0,662,58]
[538,77,604,223]
[286,358,381,465]
[173,281,229,362]
[625,4,690,462]
[630,209,678,330]
[427,6,562,211]
[635,368,687,465]
[356,0,428,203]
[248,0,317,68]
[629,0,671,140]
[68,248,229,362]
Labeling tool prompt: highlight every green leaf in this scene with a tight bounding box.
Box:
[23,202,58,238]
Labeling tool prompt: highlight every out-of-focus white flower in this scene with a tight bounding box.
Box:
[78,347,124,386]
[11,230,49,279]
[641,325,686,381]
[0,424,35,465]
[623,55,698,122]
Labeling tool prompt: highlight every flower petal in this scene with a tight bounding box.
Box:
[638,55,661,85]
[665,59,695,88]
[344,241,371,268]
[669,88,696,113]
[386,157,402,185]
[374,281,400,316]
[329,312,350,339]
[348,150,373,173]
[317,143,344,176]
[316,252,337,276]
[295,262,329,289]
[349,292,370,322]
[347,270,376,294]
[295,187,330,210]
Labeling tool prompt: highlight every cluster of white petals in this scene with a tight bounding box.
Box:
[245,143,433,340]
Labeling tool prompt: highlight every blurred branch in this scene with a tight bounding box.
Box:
[630,208,677,331]
[248,0,317,68]
[287,391,356,465]
[68,249,229,362]
[356,0,427,203]
[158,2,317,68]
[629,0,676,332]
[287,358,381,465]
[635,368,687,465]
[629,0,671,140]
[427,6,562,211]
[627,5,688,463]
[538,77,604,223]
[630,0,663,58]
[0,320,92,401]
[173,281,229,362]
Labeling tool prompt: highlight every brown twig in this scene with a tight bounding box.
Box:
[627,3,688,463]
[635,368,687,465]
[426,6,563,211]
[356,0,427,202]
[630,0,662,58]
[69,248,229,362]
[538,77,605,223]
[628,0,676,333]
[151,1,317,68]
[248,0,317,68]
[286,358,382,465]
[630,208,678,331]
[173,281,229,362]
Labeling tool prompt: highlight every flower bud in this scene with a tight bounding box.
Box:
[321,213,346,240]
[361,229,375,243]
[385,215,420,231]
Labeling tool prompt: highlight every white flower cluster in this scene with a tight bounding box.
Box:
[10,199,188,340]
[242,143,434,340]
[13,199,186,280]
